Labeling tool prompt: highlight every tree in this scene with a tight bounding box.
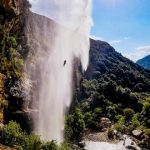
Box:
[123,108,134,121]
[142,100,150,127]
[66,108,85,140]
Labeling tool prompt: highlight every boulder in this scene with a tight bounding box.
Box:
[100,117,111,129]
[125,145,138,150]
[78,141,85,148]
[101,128,107,132]
[132,130,143,138]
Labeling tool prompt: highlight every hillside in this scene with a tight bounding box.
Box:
[86,39,150,92]
[66,39,150,149]
[137,55,150,70]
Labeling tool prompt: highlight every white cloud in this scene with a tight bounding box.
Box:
[109,36,131,45]
[126,45,150,61]
[90,36,130,45]
[136,45,150,50]
[109,40,122,44]
[90,35,104,41]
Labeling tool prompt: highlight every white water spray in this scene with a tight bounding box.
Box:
[26,0,93,142]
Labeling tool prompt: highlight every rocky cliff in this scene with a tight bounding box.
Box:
[0,0,20,126]
[0,0,32,131]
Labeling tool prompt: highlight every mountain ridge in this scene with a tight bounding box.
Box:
[136,55,150,70]
[86,39,150,92]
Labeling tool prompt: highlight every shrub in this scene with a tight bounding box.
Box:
[0,99,8,110]
[93,108,103,118]
[84,112,93,128]
[131,114,140,128]
[123,108,135,121]
[114,123,125,133]
[144,129,150,137]
[1,121,24,146]
[6,37,17,48]
[114,115,126,133]
[23,134,41,150]
[66,108,85,140]
[41,141,59,150]
[105,105,117,119]
[90,94,106,109]
[118,116,125,125]
[143,102,150,112]
[114,115,123,122]
[64,124,73,142]
[60,142,69,150]
[142,101,150,127]
[1,121,67,150]
[108,128,114,139]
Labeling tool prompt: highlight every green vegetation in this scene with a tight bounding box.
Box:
[0,121,70,150]
[142,97,150,127]
[65,40,150,149]
[0,35,24,78]
[65,107,85,141]
[76,77,148,129]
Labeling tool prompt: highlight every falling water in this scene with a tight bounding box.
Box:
[25,0,93,142]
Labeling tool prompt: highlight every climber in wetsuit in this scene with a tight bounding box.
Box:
[63,60,67,66]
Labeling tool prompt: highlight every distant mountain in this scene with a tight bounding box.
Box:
[85,39,150,92]
[136,55,150,70]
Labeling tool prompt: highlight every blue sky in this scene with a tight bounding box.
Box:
[29,0,150,61]
[92,0,150,61]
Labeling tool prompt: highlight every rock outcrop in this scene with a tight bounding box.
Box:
[132,130,143,139]
[0,0,19,19]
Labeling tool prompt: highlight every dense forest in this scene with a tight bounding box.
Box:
[0,0,150,150]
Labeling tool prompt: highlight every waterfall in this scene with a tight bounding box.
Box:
[25,0,93,142]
